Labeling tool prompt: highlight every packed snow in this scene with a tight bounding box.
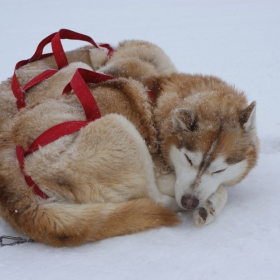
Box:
[1,0,279,279]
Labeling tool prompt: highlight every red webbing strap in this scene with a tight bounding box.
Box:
[16,121,91,200]
[63,68,115,121]
[13,69,59,110]
[17,69,115,198]
[22,69,58,92]
[99,43,114,58]
[12,29,114,110]
[51,29,101,69]
[26,121,91,154]
[16,146,49,199]
[12,32,60,110]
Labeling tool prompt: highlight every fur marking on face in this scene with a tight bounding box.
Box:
[170,143,248,210]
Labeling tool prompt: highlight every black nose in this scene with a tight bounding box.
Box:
[181,194,199,209]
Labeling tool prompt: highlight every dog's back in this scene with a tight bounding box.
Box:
[0,68,180,246]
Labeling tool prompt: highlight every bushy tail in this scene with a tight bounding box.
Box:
[0,177,180,247]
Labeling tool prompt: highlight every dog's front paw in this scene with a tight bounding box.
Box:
[158,195,181,212]
[191,185,228,226]
[191,202,216,227]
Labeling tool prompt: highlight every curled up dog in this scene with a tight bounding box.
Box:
[0,31,259,246]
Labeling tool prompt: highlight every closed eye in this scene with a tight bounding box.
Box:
[212,168,227,174]
[185,154,193,166]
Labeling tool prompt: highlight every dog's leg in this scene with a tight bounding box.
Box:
[191,185,228,226]
[110,114,180,213]
[140,159,180,212]
[148,184,181,212]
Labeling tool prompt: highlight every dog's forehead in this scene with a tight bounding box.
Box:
[180,126,247,165]
[179,129,219,152]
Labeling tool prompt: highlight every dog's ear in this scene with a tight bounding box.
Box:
[172,108,197,131]
[239,101,256,132]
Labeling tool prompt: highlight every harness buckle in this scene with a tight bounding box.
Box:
[0,235,33,247]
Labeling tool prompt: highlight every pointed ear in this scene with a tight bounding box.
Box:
[172,108,197,131]
[239,101,256,132]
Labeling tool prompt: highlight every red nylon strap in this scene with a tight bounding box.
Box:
[51,29,101,69]
[99,43,114,58]
[63,68,115,121]
[16,122,91,200]
[16,146,49,199]
[22,69,59,92]
[11,29,114,110]
[51,32,68,70]
[13,69,59,110]
[27,121,91,154]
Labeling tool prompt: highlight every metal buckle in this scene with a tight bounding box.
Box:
[0,235,33,247]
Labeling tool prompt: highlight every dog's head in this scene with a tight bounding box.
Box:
[153,74,259,210]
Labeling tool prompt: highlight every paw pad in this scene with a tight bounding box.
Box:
[198,208,208,222]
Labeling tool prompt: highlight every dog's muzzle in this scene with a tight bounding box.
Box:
[181,194,199,210]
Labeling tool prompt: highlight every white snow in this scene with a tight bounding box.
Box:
[1,0,280,279]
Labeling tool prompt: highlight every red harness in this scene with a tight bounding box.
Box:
[16,68,115,199]
[12,29,114,110]
[12,29,154,199]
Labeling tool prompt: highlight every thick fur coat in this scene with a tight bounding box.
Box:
[0,39,259,246]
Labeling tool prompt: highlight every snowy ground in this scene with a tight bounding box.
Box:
[1,0,280,279]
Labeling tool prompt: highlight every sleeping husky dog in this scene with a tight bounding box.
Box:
[0,39,259,246]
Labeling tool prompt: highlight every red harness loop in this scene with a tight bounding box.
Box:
[12,29,114,110]
[98,43,114,58]
[16,146,49,199]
